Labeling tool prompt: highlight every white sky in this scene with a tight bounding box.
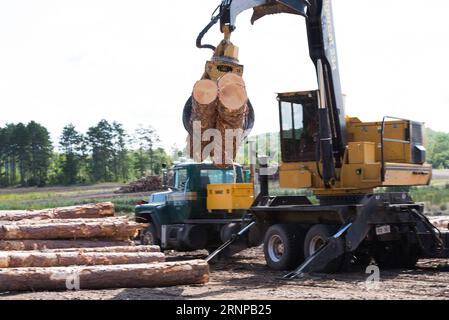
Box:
[0,0,448,150]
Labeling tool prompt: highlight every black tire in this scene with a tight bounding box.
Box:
[303,224,345,274]
[374,243,420,270]
[263,224,305,271]
[140,224,160,246]
[399,247,420,269]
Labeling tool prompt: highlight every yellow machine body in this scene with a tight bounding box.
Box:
[207,183,254,213]
[278,92,432,196]
[203,29,243,81]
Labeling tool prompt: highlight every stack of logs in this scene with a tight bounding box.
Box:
[115,176,163,194]
[430,216,449,230]
[188,73,250,167]
[0,203,209,292]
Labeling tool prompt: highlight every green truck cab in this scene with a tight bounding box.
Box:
[134,162,261,253]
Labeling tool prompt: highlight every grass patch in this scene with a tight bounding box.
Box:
[269,181,449,215]
[0,195,146,214]
[1,182,449,216]
[410,185,449,215]
[0,184,155,214]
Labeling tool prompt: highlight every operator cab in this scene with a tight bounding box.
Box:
[278,91,319,163]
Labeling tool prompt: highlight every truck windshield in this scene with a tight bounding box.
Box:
[174,169,188,191]
[200,169,234,186]
[151,194,166,203]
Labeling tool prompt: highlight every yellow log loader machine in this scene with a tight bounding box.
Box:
[184,0,449,277]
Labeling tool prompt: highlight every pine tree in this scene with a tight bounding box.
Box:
[86,120,114,182]
[132,125,160,177]
[0,127,6,186]
[26,121,52,186]
[3,124,17,185]
[111,122,129,182]
[60,124,83,185]
[12,123,30,186]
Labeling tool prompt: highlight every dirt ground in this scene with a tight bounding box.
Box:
[1,247,449,300]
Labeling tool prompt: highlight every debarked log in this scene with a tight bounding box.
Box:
[0,251,165,268]
[0,240,134,251]
[45,245,160,253]
[0,219,145,240]
[0,260,209,292]
[0,203,115,222]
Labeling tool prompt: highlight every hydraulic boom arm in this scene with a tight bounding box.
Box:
[216,0,347,186]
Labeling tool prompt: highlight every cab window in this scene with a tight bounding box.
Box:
[279,99,318,162]
[151,194,167,203]
[174,169,188,191]
[200,169,235,188]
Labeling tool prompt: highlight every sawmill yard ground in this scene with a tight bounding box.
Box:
[1,247,449,300]
[1,173,449,300]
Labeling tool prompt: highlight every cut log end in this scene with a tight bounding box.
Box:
[219,83,248,112]
[193,79,219,105]
[218,73,245,90]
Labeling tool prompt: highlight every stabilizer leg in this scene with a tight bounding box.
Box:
[283,223,351,279]
[206,221,256,263]
[283,196,379,279]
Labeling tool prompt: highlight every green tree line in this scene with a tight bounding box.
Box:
[1,123,448,188]
[427,129,449,169]
[0,120,172,187]
[0,122,52,187]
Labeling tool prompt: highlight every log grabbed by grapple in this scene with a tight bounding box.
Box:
[186,73,253,166]
[184,9,257,166]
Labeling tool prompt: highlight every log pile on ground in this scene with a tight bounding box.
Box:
[0,203,209,292]
[0,202,114,221]
[0,239,134,251]
[0,260,209,292]
[430,216,449,230]
[0,217,143,241]
[0,250,165,268]
[187,73,251,167]
[115,176,163,194]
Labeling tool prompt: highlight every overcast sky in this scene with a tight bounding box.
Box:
[0,0,448,150]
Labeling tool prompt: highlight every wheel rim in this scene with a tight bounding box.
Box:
[309,235,325,255]
[142,231,155,245]
[267,235,285,263]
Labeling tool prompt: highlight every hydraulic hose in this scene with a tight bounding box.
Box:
[196,14,220,51]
